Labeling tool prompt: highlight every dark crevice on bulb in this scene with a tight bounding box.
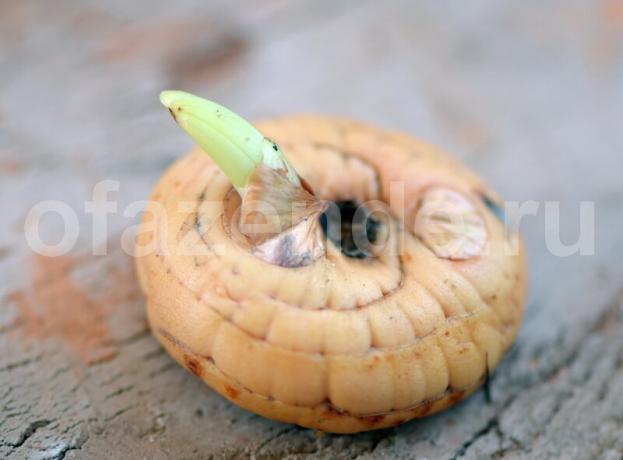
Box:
[482,195,506,223]
[320,200,381,259]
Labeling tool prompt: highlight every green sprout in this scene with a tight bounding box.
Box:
[159,90,300,194]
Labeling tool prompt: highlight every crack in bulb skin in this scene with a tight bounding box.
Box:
[320,200,382,259]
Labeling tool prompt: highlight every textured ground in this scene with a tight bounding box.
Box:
[1,0,622,459]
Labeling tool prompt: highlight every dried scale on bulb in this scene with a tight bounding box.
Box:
[135,91,527,433]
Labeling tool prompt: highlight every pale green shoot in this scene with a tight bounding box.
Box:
[159,90,300,194]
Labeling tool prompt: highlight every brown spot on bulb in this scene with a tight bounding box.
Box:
[449,390,466,404]
[184,355,202,376]
[419,401,434,416]
[362,414,385,426]
[224,385,240,400]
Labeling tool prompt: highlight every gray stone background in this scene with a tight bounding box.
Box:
[1,0,622,458]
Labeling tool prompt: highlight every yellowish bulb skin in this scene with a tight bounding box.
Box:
[136,116,527,433]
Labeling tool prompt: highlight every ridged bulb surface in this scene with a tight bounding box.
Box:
[136,116,527,433]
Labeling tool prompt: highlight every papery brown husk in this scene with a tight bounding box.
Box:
[239,165,327,266]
